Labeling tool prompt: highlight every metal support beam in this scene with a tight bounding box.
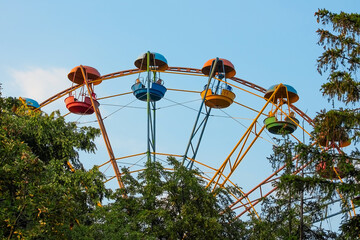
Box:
[206,84,285,190]
[182,58,219,169]
[80,65,125,189]
[146,51,157,162]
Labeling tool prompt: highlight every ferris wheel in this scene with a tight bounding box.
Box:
[34,51,355,220]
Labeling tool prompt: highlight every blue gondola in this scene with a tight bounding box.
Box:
[131,81,167,102]
[23,97,40,109]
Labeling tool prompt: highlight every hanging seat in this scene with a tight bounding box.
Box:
[264,115,299,135]
[318,132,351,148]
[65,95,99,115]
[200,88,236,109]
[131,82,167,102]
[353,196,360,206]
[316,161,346,180]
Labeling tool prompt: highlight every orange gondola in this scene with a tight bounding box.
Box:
[200,58,236,109]
[316,161,346,180]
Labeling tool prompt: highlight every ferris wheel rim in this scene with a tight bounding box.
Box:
[38,65,320,220]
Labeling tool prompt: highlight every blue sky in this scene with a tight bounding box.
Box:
[1,0,359,230]
[1,1,358,109]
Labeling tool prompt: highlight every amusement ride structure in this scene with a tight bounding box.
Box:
[27,51,357,221]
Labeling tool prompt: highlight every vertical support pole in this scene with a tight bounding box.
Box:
[182,58,219,169]
[145,51,157,162]
[153,70,158,163]
[152,100,156,162]
[146,52,151,162]
[80,65,124,190]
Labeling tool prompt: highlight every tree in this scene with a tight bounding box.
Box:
[0,94,107,239]
[0,90,245,239]
[241,9,360,239]
[316,9,360,104]
[86,157,245,239]
[314,8,360,238]
[241,139,338,239]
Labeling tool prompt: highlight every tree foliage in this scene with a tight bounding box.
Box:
[314,9,360,238]
[243,139,339,239]
[0,91,244,239]
[316,9,360,104]
[244,9,360,239]
[86,158,244,239]
[0,95,106,239]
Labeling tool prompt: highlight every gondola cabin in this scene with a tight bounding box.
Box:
[132,52,168,102]
[264,115,299,135]
[318,129,351,148]
[318,137,351,148]
[263,84,299,135]
[316,127,351,180]
[316,161,345,180]
[200,86,235,109]
[353,196,360,206]
[65,95,99,115]
[64,65,101,115]
[131,80,167,102]
[200,58,236,109]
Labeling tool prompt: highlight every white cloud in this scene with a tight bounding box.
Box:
[7,67,70,103]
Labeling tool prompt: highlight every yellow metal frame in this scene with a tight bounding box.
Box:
[80,65,125,190]
[40,65,355,222]
[206,84,285,191]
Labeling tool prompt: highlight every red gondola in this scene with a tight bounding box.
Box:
[64,65,101,115]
